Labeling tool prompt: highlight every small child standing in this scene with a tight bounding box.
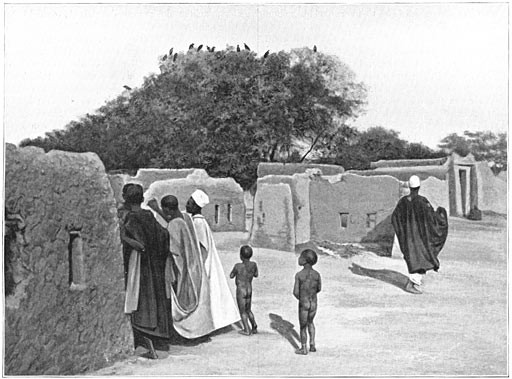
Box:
[230,245,259,336]
[293,249,322,355]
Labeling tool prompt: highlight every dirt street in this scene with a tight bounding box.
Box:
[93,214,507,376]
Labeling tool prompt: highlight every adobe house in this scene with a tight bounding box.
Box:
[351,156,450,211]
[140,169,246,232]
[474,161,507,215]
[356,153,503,217]
[109,168,246,232]
[249,163,401,253]
[4,144,132,375]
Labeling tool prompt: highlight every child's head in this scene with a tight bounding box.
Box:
[299,249,318,266]
[240,245,253,260]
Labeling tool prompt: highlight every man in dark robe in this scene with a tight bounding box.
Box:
[121,184,172,358]
[392,175,449,294]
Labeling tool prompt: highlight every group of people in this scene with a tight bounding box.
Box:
[118,185,240,358]
[117,173,448,359]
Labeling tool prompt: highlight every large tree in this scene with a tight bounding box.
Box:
[20,46,367,189]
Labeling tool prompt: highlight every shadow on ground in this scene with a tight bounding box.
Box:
[269,313,300,350]
[349,263,410,293]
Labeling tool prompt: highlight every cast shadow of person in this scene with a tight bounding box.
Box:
[269,313,301,350]
[349,263,410,293]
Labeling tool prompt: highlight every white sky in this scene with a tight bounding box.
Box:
[3,2,509,149]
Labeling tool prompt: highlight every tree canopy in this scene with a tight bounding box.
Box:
[438,131,507,172]
[317,126,444,170]
[21,46,367,189]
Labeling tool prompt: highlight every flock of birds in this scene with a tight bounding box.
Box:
[160,43,318,62]
[124,44,318,91]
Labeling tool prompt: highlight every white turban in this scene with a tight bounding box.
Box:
[408,175,421,189]
[191,189,210,208]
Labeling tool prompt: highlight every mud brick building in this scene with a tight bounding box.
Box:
[4,144,131,375]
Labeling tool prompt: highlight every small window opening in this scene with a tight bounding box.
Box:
[227,204,232,223]
[214,205,220,224]
[68,225,86,290]
[340,213,349,229]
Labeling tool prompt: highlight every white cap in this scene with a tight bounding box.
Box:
[408,175,421,188]
[191,189,210,208]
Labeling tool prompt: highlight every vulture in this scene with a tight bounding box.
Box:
[169,47,173,56]
[313,45,317,52]
[236,44,241,52]
[244,43,250,51]
[173,53,178,62]
[123,85,132,91]
[197,44,203,51]
[189,43,195,50]
[263,50,270,58]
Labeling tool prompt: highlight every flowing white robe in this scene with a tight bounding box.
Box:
[168,214,215,338]
[191,214,240,330]
[147,205,239,337]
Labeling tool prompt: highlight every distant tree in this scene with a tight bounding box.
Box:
[324,126,443,170]
[438,133,471,156]
[438,130,507,172]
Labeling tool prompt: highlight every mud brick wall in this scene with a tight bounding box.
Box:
[309,174,400,245]
[249,183,295,252]
[142,169,246,232]
[4,144,132,375]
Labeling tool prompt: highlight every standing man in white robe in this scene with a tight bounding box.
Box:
[186,189,240,331]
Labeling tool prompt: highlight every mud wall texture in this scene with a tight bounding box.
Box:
[142,169,245,232]
[131,168,196,191]
[416,176,449,210]
[256,174,311,245]
[257,162,344,177]
[475,162,507,214]
[249,183,295,252]
[309,174,400,244]
[4,144,132,375]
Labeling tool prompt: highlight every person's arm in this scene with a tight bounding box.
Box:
[122,235,145,253]
[254,263,259,278]
[317,273,322,293]
[147,198,167,220]
[229,265,237,279]
[293,274,300,300]
[124,215,146,253]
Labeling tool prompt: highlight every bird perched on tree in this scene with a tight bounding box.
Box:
[162,54,167,61]
[263,50,270,58]
[244,43,250,51]
[189,43,195,50]
[123,85,132,91]
[173,53,178,62]
[211,46,215,52]
[236,44,241,52]
[197,44,203,51]
[169,47,173,56]
[313,45,317,52]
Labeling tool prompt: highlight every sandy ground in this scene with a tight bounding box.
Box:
[93,214,507,376]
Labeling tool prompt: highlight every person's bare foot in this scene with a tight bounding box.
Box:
[404,280,422,294]
[295,347,308,355]
[238,330,251,336]
[141,337,158,359]
[309,345,317,352]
